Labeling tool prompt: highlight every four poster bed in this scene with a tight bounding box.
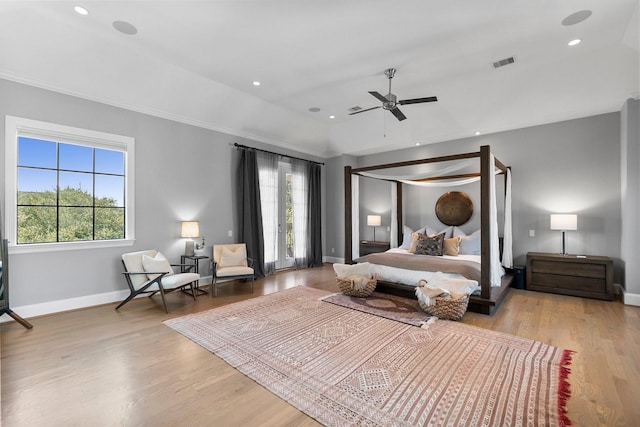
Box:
[344,145,513,315]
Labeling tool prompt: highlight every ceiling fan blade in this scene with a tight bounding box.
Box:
[349,106,381,115]
[398,96,438,105]
[390,107,407,121]
[368,91,389,103]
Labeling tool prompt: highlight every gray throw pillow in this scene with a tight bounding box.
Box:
[414,233,445,256]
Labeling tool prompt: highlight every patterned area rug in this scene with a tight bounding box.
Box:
[165,286,573,426]
[321,291,432,326]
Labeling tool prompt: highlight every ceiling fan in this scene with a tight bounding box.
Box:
[349,68,437,121]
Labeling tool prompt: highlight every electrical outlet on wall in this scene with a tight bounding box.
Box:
[529,229,535,237]
[228,230,233,237]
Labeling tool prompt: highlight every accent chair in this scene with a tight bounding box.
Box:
[212,243,255,297]
[118,250,200,313]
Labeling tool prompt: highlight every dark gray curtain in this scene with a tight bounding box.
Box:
[307,162,323,267]
[237,149,266,279]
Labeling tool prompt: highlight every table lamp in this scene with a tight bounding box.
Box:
[367,215,382,241]
[550,214,577,255]
[181,221,200,256]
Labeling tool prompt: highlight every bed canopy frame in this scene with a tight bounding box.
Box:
[344,145,513,315]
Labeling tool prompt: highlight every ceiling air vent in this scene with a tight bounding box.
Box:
[492,56,515,69]
[349,106,363,113]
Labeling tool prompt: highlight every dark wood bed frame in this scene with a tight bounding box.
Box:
[344,145,512,315]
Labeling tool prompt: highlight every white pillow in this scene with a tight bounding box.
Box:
[459,229,481,255]
[426,225,453,238]
[333,262,372,279]
[219,246,247,268]
[452,226,466,237]
[400,225,426,249]
[142,252,173,280]
[399,225,414,249]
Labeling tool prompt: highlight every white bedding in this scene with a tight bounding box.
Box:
[371,248,483,295]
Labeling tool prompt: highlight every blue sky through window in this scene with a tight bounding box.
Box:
[18,137,56,168]
[18,137,125,205]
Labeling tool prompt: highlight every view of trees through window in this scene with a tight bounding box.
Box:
[17,137,126,244]
[285,172,294,259]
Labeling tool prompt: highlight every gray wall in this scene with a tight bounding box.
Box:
[0,79,323,307]
[327,112,623,281]
[324,153,355,260]
[621,98,640,297]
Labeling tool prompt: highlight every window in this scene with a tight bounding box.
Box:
[257,152,309,272]
[5,116,135,253]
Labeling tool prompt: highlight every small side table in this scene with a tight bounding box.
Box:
[181,255,209,296]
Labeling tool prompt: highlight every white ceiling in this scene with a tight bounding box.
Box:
[0,1,638,158]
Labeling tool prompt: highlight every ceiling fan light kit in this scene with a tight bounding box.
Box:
[349,68,438,121]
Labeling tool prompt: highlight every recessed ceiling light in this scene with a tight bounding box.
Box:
[329,115,335,119]
[308,107,321,112]
[475,131,481,136]
[113,20,138,35]
[252,81,261,86]
[74,6,89,15]
[415,142,421,146]
[568,39,582,46]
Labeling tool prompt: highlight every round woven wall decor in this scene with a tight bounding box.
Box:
[435,191,473,226]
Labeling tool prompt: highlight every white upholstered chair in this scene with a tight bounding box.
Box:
[117,250,200,313]
[212,244,255,297]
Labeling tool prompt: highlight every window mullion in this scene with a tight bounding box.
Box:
[56,142,60,243]
[92,148,96,241]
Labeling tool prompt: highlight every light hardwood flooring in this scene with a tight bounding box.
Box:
[2,264,639,426]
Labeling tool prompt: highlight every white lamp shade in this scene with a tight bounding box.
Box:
[181,221,200,238]
[550,214,577,231]
[367,215,382,227]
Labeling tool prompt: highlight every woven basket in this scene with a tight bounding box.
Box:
[417,294,469,321]
[336,275,377,297]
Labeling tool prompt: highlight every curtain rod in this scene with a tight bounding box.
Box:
[233,143,325,166]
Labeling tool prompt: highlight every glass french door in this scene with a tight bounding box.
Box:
[276,162,295,270]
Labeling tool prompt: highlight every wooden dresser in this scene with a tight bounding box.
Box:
[359,241,390,256]
[526,252,614,300]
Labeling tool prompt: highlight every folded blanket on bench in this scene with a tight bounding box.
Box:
[416,286,449,306]
[416,272,478,306]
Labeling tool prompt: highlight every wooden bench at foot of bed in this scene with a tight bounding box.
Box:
[375,273,513,316]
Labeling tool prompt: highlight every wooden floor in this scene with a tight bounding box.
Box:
[2,264,639,426]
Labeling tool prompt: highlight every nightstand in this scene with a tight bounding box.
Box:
[526,252,614,300]
[359,241,390,256]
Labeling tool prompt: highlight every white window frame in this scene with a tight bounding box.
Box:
[4,115,135,254]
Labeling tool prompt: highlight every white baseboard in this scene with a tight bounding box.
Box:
[0,276,215,324]
[0,289,130,323]
[622,290,640,306]
[616,283,640,306]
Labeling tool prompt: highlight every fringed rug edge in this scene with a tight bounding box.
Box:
[558,349,575,426]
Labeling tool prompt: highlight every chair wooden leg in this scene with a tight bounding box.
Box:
[115,292,137,310]
[157,285,169,313]
[189,282,196,301]
[1,308,33,329]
